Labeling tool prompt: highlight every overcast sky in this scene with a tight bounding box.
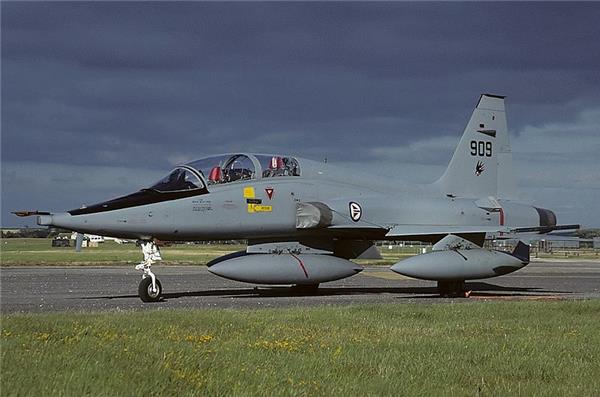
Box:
[2,2,599,228]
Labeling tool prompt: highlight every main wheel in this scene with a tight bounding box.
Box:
[437,280,467,298]
[138,277,163,302]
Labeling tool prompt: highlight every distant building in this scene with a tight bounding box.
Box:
[66,232,133,245]
[70,232,104,243]
[538,239,580,250]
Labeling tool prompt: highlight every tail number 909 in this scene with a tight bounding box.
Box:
[470,141,492,157]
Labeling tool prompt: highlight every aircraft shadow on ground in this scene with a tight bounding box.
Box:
[82,282,570,301]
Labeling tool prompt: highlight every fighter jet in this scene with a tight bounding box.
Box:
[15,94,578,301]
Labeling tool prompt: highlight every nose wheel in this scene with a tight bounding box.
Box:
[138,276,163,302]
[136,240,164,302]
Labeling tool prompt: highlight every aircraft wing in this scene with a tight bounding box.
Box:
[385,225,511,237]
[510,224,580,233]
[386,224,579,237]
[384,224,580,244]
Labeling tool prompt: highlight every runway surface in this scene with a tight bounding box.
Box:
[1,259,599,313]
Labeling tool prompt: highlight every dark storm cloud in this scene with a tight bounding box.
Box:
[2,2,600,227]
[5,3,600,72]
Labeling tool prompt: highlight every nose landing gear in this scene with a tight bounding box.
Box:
[135,240,163,302]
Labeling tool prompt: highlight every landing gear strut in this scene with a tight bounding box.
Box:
[437,280,471,298]
[135,240,163,302]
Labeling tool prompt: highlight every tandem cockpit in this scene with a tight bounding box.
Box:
[69,154,301,215]
[69,153,300,215]
[148,154,301,192]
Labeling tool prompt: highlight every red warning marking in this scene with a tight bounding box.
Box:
[290,253,309,278]
[499,207,505,226]
[265,188,274,200]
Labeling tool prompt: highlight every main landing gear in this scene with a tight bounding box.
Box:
[135,240,163,302]
[437,280,472,298]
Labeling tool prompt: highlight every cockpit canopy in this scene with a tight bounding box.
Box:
[188,154,300,186]
[148,168,205,192]
[255,155,300,178]
[146,154,301,192]
[188,154,256,185]
[70,153,302,216]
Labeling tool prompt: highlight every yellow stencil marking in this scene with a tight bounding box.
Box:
[248,204,272,213]
[244,186,271,213]
[243,187,255,199]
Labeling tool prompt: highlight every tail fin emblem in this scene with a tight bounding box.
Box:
[475,161,485,176]
[477,129,497,138]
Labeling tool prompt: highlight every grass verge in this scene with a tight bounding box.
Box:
[0,239,418,266]
[0,239,246,266]
[2,301,599,396]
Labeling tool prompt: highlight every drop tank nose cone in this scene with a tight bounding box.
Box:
[390,257,423,279]
[389,262,402,274]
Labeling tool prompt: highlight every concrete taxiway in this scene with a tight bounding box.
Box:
[1,260,599,313]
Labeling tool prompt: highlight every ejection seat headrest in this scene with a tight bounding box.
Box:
[270,156,284,169]
[208,166,221,182]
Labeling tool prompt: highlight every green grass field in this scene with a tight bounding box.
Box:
[0,239,420,266]
[0,239,248,266]
[1,301,599,396]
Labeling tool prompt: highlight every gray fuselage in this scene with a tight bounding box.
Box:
[37,155,544,243]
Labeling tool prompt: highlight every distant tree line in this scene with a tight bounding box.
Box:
[575,229,600,239]
[1,227,70,239]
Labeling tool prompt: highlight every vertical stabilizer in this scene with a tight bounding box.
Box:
[436,94,515,199]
